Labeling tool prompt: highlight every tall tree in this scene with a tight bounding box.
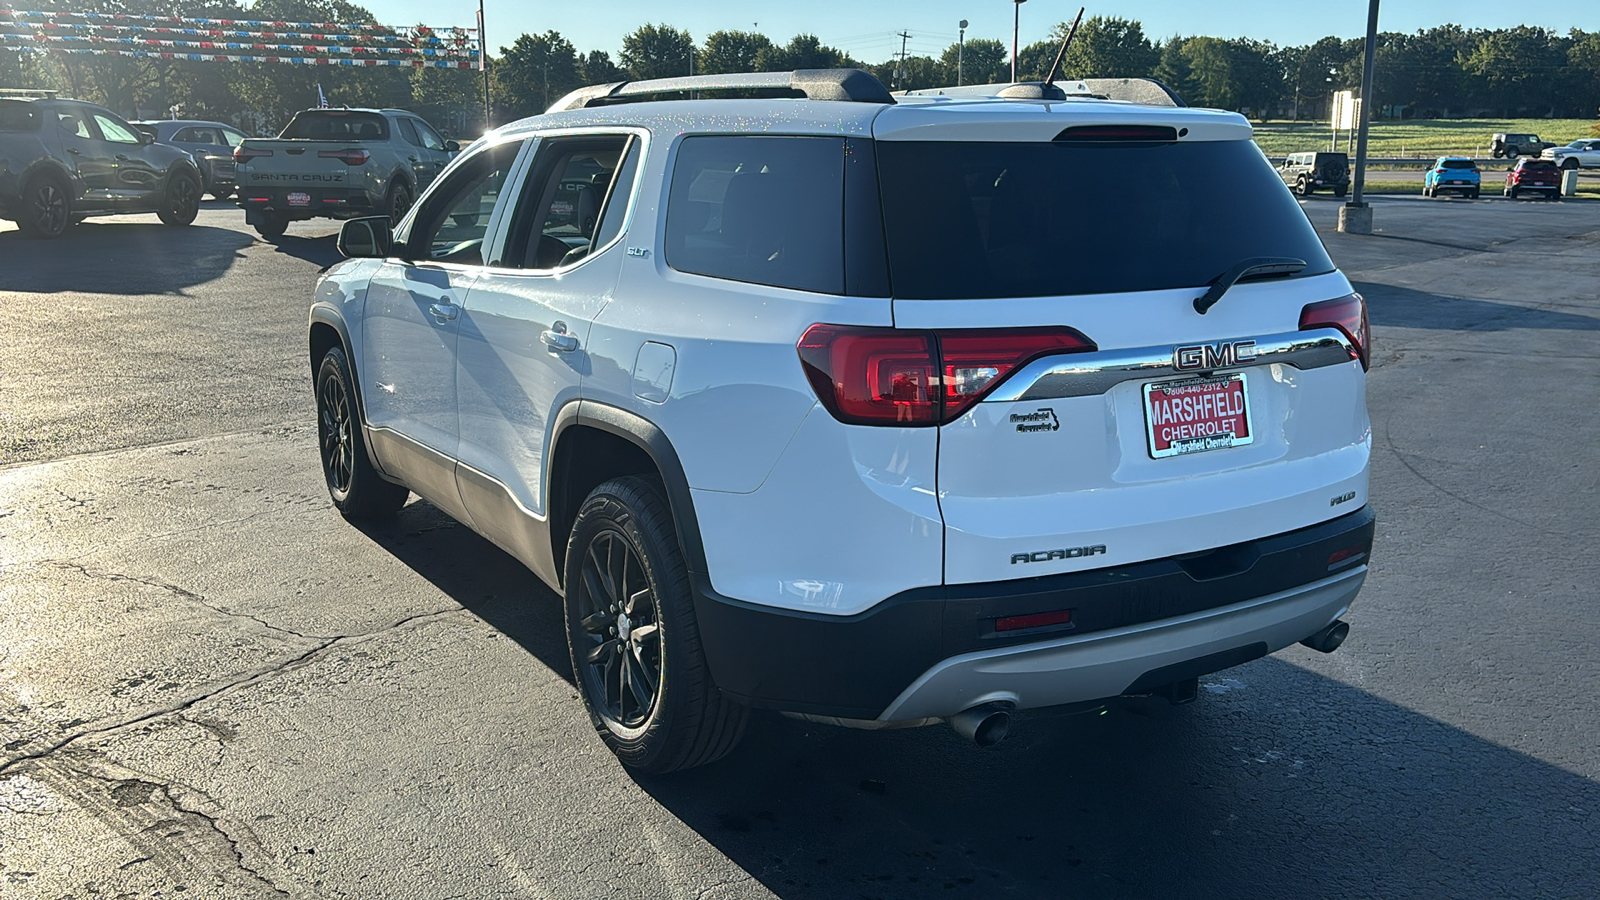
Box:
[493,30,580,121]
[578,50,624,85]
[1462,26,1566,116]
[939,38,1008,85]
[621,24,695,80]
[699,30,773,75]
[754,34,857,72]
[1153,36,1197,103]
[1051,15,1159,80]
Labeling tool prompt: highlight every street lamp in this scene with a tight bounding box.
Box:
[958,19,968,86]
[1012,0,1026,83]
[1339,0,1380,235]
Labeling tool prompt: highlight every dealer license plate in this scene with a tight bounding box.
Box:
[1143,374,1253,459]
[287,191,311,207]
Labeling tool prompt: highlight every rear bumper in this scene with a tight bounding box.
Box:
[239,188,374,219]
[693,506,1374,720]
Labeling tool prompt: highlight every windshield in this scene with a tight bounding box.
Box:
[875,138,1334,300]
[279,111,389,141]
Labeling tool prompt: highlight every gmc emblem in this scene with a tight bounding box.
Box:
[1174,339,1257,371]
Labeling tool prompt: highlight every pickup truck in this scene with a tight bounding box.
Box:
[234,108,458,239]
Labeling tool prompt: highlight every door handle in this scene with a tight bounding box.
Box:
[541,321,579,352]
[115,154,130,161]
[408,156,419,163]
[428,302,458,322]
[66,148,80,155]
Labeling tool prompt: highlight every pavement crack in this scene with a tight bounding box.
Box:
[48,561,326,640]
[0,608,466,777]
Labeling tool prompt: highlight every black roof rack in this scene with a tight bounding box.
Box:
[546,68,893,114]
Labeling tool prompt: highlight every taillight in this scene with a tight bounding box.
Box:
[234,147,272,162]
[797,325,1096,426]
[1299,293,1369,371]
[318,148,370,165]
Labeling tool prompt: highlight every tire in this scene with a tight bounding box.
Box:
[1297,178,1313,197]
[253,211,288,240]
[157,172,201,226]
[1423,185,1432,198]
[1335,186,1348,199]
[315,346,409,519]
[15,173,71,238]
[386,182,413,226]
[1469,189,1480,200]
[564,475,747,773]
[1509,187,1519,200]
[1561,158,1578,171]
[1506,149,1518,159]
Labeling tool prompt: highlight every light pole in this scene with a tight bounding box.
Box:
[1011,0,1026,83]
[478,0,490,129]
[958,19,967,86]
[1339,0,1380,234]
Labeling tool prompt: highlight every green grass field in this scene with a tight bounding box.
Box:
[1252,119,1595,157]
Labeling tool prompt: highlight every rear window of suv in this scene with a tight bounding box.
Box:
[876,138,1335,300]
[0,101,40,132]
[1440,159,1476,169]
[279,111,389,141]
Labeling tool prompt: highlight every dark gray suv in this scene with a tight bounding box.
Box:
[0,97,203,238]
[132,119,248,200]
[1277,151,1350,198]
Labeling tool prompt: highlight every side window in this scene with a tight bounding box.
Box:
[222,128,246,148]
[93,114,141,144]
[57,111,92,139]
[173,127,197,142]
[397,117,421,146]
[502,135,635,270]
[664,135,845,295]
[414,120,447,152]
[405,140,523,266]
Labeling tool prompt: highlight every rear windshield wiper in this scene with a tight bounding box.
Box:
[1193,257,1307,314]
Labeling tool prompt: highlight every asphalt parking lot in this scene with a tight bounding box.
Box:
[2,195,1598,898]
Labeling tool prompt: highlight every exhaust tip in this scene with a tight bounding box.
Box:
[947,703,1013,747]
[1300,620,1350,654]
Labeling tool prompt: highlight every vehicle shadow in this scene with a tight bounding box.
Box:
[356,499,1600,900]
[264,232,345,269]
[1355,281,1600,332]
[0,221,250,294]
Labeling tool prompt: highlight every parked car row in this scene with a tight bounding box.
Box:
[1277,149,1579,203]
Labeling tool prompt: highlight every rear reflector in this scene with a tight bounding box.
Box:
[996,609,1074,632]
[1327,545,1368,570]
[1054,125,1178,142]
[798,325,1095,426]
[1299,293,1370,370]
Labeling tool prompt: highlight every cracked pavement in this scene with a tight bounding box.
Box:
[2,198,1599,898]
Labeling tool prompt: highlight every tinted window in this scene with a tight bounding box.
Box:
[666,135,844,295]
[1440,160,1476,169]
[222,127,246,148]
[57,111,92,139]
[414,120,446,151]
[503,136,633,270]
[876,138,1334,300]
[397,117,420,145]
[0,101,39,132]
[1522,160,1556,170]
[279,111,389,140]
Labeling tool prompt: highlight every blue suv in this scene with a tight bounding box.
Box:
[1424,157,1480,199]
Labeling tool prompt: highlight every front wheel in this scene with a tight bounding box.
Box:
[564,476,746,773]
[1296,178,1313,197]
[157,173,201,226]
[16,173,71,238]
[1561,158,1579,171]
[315,346,409,519]
[1508,187,1519,200]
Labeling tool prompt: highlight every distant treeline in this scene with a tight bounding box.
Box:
[4,1,1598,134]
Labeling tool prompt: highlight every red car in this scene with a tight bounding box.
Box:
[1503,158,1561,200]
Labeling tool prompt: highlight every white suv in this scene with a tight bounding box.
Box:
[310,70,1374,772]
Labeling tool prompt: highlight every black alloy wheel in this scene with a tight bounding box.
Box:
[314,346,408,518]
[158,174,200,226]
[20,176,69,238]
[388,184,413,226]
[318,370,355,499]
[574,528,663,732]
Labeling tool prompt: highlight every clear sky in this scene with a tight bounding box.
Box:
[375,1,1592,64]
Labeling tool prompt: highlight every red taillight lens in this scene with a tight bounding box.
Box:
[233,147,272,162]
[797,325,1096,426]
[318,148,370,165]
[1299,293,1370,371]
[996,609,1073,632]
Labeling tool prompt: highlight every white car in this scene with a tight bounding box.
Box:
[1542,139,1600,170]
[309,69,1374,772]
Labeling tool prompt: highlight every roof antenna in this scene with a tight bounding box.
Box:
[1042,7,1086,88]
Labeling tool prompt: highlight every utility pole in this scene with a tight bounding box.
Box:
[1339,0,1380,234]
[895,31,911,88]
[1012,0,1026,82]
[478,0,490,129]
[958,19,967,85]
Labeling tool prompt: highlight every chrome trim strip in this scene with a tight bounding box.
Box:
[984,328,1357,403]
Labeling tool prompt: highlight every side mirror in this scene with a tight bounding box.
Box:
[337,216,394,259]
[139,131,155,145]
[444,140,460,153]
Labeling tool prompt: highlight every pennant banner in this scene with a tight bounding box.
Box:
[2,44,478,68]
[0,8,472,37]
[2,30,478,59]
[0,22,472,46]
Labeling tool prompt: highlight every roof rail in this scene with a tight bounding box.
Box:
[546,68,893,114]
[0,88,60,99]
[900,77,1186,108]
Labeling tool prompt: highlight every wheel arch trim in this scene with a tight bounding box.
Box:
[308,307,389,478]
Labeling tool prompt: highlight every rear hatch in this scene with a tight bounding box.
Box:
[235,109,383,205]
[1313,152,1348,182]
[1517,161,1559,186]
[872,104,1371,585]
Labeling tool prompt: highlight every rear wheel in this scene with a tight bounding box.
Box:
[564,476,746,773]
[315,346,408,519]
[386,183,413,226]
[16,173,71,238]
[157,173,201,226]
[1508,187,1519,200]
[1469,188,1480,200]
[1296,178,1313,197]
[253,211,288,240]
